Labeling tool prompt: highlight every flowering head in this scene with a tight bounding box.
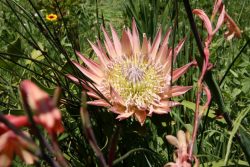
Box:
[69,20,194,125]
[46,13,58,22]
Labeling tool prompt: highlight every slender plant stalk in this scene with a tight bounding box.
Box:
[21,93,60,167]
[112,148,153,166]
[51,87,69,167]
[80,92,108,167]
[108,125,120,167]
[183,0,250,164]
[198,38,250,153]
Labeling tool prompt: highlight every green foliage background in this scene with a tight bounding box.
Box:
[0,0,250,166]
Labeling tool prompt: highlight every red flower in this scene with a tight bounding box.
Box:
[0,115,29,134]
[20,80,64,134]
[0,130,36,167]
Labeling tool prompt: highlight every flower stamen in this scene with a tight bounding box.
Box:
[125,66,145,84]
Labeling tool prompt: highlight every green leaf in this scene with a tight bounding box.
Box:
[242,78,250,94]
[201,159,249,167]
[238,126,250,166]
[229,69,239,78]
[58,133,69,141]
[7,37,23,62]
[30,77,55,95]
[181,100,226,124]
[224,107,250,165]
[61,61,75,74]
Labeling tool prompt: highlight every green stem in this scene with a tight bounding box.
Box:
[112,148,153,166]
[183,0,250,164]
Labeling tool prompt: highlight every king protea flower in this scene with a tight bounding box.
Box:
[68,20,194,125]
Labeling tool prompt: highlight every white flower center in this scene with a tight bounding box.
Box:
[104,57,165,108]
[125,66,145,84]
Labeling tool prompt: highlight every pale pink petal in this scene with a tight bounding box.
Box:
[0,135,13,166]
[101,25,117,58]
[132,18,140,54]
[134,110,147,126]
[162,52,172,74]
[193,9,213,36]
[212,0,223,19]
[67,74,85,85]
[116,112,134,120]
[203,85,211,110]
[173,37,186,62]
[109,103,126,114]
[153,100,181,108]
[141,33,149,55]
[162,28,172,46]
[72,61,102,84]
[126,28,133,47]
[87,91,101,99]
[150,28,162,60]
[87,99,111,107]
[121,30,132,56]
[97,40,110,60]
[149,106,170,115]
[110,24,122,56]
[166,135,179,148]
[148,39,152,51]
[67,76,101,99]
[172,61,195,82]
[225,31,235,40]
[20,149,35,164]
[0,153,12,167]
[165,162,177,167]
[39,112,54,128]
[75,51,103,77]
[163,86,192,98]
[224,13,241,39]
[88,40,110,67]
[156,28,172,63]
[0,132,11,151]
[110,86,124,104]
[213,5,225,34]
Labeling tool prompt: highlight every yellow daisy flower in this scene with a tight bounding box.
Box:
[46,13,58,22]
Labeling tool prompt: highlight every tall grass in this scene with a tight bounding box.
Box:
[0,0,249,166]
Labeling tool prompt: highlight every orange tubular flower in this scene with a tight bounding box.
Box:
[19,80,64,134]
[68,20,194,125]
[0,131,36,167]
